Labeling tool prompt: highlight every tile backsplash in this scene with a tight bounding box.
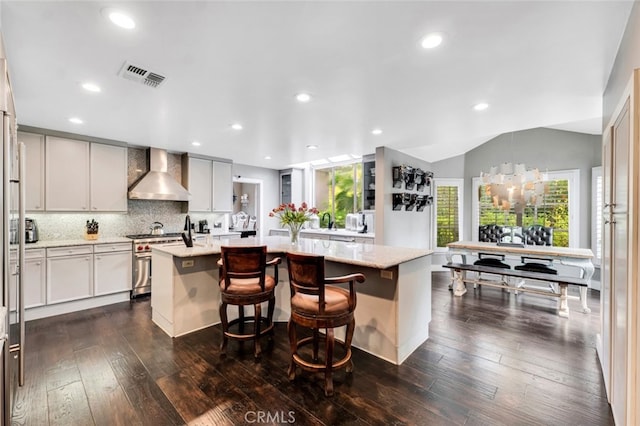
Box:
[27,201,229,240]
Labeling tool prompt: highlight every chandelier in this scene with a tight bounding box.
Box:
[481,162,548,212]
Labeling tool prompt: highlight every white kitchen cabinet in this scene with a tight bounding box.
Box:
[90,143,127,212]
[280,168,303,206]
[185,157,213,212]
[94,243,132,296]
[45,136,91,211]
[18,132,45,211]
[183,155,233,212]
[213,161,232,211]
[9,249,46,312]
[46,246,93,304]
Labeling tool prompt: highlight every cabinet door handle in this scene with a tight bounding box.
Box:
[604,219,617,225]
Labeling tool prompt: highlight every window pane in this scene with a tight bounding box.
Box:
[436,185,459,247]
[314,163,362,228]
[315,168,332,226]
[478,179,570,247]
[333,165,356,228]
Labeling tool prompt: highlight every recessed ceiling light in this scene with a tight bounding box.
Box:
[82,82,101,93]
[296,93,312,103]
[306,144,318,150]
[192,141,201,147]
[264,156,272,160]
[473,102,489,111]
[230,123,243,130]
[105,9,136,29]
[371,128,383,135]
[68,117,83,124]
[421,33,443,49]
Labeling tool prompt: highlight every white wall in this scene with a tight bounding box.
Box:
[375,146,433,249]
[232,163,281,233]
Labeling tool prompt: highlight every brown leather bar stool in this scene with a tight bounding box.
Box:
[218,245,281,358]
[285,252,365,396]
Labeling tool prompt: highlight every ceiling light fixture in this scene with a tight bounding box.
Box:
[371,128,383,135]
[230,123,243,130]
[296,93,311,103]
[306,144,318,150]
[82,82,101,93]
[421,33,443,49]
[473,102,489,111]
[192,141,201,147]
[68,117,83,124]
[264,156,272,160]
[105,10,136,29]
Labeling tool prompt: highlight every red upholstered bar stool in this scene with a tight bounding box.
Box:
[285,252,365,396]
[218,245,281,358]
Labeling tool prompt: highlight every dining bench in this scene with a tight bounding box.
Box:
[443,262,588,318]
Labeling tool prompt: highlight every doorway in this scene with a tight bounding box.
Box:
[232,177,263,236]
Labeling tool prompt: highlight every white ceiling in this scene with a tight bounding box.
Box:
[1,1,633,169]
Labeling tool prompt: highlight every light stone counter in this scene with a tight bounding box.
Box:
[152,236,428,270]
[151,236,433,365]
[25,237,132,249]
[270,228,375,239]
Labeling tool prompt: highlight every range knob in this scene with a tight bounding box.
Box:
[137,245,144,251]
[145,245,151,251]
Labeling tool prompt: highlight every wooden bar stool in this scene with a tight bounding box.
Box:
[218,245,281,358]
[285,252,365,396]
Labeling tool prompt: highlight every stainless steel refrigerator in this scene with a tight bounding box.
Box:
[0,53,25,424]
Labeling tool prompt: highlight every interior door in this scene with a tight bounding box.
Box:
[611,97,630,423]
[601,126,613,397]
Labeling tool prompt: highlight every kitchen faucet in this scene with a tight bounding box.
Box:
[321,212,334,230]
[182,215,194,247]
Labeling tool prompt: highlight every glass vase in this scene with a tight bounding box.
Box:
[288,224,303,245]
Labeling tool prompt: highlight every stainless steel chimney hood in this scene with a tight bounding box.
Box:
[128,148,191,201]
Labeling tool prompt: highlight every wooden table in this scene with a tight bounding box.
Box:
[445,241,595,313]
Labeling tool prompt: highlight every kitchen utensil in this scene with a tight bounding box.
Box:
[150,222,164,235]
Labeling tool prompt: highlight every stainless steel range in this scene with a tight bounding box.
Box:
[126,233,183,297]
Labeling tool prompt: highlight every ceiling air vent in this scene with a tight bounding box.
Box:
[118,61,166,88]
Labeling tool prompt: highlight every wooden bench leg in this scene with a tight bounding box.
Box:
[453,269,467,296]
[579,287,591,313]
[558,284,569,318]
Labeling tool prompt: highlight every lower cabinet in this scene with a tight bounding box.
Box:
[9,249,46,312]
[94,244,132,296]
[47,246,94,304]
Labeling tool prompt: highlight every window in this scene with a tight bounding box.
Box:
[314,162,363,228]
[434,178,463,249]
[592,166,602,265]
[472,169,579,247]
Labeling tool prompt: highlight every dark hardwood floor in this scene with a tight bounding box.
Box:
[11,272,613,425]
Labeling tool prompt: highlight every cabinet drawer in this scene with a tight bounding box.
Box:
[94,242,132,253]
[26,248,46,259]
[47,245,93,257]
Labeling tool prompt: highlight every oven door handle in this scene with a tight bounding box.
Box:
[134,253,152,259]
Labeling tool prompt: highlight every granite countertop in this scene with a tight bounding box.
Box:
[25,237,132,249]
[272,228,375,238]
[152,235,431,270]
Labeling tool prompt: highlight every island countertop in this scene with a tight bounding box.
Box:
[152,235,432,270]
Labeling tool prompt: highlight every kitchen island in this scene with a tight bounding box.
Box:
[151,236,432,365]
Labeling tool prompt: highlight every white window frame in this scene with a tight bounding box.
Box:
[433,178,464,252]
[471,169,580,247]
[591,166,602,266]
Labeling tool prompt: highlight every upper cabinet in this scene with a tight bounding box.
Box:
[45,136,127,212]
[183,155,233,212]
[362,155,375,211]
[46,137,90,211]
[280,168,303,205]
[18,132,45,211]
[90,143,128,211]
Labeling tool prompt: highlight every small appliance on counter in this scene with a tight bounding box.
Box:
[25,218,39,243]
[198,220,209,233]
[345,213,359,231]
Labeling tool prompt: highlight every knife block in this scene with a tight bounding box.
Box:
[84,231,99,240]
